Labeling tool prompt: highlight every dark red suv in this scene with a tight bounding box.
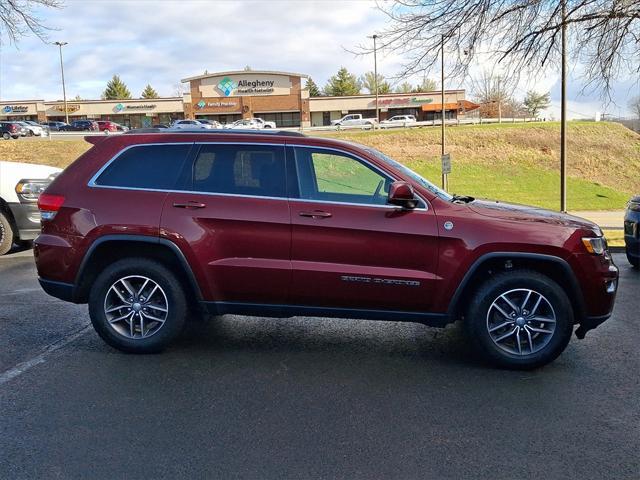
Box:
[34,130,618,368]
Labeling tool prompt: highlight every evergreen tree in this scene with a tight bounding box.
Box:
[323,67,361,96]
[141,84,159,99]
[360,71,391,94]
[523,90,551,118]
[102,75,132,100]
[305,78,321,97]
[395,82,413,93]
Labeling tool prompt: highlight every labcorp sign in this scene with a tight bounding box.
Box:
[199,73,293,98]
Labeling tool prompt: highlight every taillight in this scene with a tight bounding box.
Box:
[38,193,65,220]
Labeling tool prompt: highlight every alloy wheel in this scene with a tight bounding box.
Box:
[486,288,556,356]
[103,275,169,339]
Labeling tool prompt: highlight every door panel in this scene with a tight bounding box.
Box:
[289,146,439,312]
[290,201,439,311]
[160,143,291,304]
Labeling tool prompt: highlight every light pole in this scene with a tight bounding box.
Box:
[441,34,447,191]
[560,0,567,212]
[368,34,380,125]
[54,41,69,124]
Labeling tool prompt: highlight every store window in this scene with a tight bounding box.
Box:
[259,112,301,128]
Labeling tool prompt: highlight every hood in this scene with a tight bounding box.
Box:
[0,160,62,178]
[629,195,640,204]
[468,199,599,231]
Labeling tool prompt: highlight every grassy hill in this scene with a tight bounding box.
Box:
[322,121,639,210]
[0,121,637,210]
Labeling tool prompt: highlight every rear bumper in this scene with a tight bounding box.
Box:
[38,278,75,302]
[7,202,41,240]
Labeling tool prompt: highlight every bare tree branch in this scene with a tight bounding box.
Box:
[355,0,639,94]
[0,0,63,45]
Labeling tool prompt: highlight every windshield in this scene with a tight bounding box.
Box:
[363,146,453,201]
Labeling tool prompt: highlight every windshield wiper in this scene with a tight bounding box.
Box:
[451,194,475,203]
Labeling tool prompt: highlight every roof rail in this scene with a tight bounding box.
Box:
[124,128,306,137]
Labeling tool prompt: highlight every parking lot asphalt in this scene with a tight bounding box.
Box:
[1,251,638,479]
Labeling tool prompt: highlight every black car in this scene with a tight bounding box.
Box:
[0,121,23,139]
[59,120,99,132]
[624,195,640,268]
[41,121,69,131]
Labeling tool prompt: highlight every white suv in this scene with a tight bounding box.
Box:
[225,118,276,130]
[170,119,220,130]
[0,161,61,254]
[380,115,417,128]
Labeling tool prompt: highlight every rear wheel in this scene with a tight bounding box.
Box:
[0,211,15,255]
[89,258,187,353]
[627,251,639,269]
[464,270,573,369]
[2,132,10,140]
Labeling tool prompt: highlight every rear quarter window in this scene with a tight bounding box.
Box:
[94,144,192,190]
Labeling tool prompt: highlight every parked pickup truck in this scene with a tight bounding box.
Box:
[331,114,377,129]
[0,161,62,255]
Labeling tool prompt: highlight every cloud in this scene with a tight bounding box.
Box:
[0,0,635,116]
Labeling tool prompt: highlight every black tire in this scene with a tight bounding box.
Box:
[464,270,574,369]
[627,252,639,269]
[0,211,14,255]
[89,258,188,353]
[2,132,10,140]
[26,130,34,137]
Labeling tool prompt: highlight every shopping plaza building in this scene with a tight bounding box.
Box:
[0,70,478,129]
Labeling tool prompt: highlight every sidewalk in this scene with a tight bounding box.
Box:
[569,210,625,230]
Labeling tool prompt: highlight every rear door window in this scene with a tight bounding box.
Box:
[184,144,286,198]
[94,144,192,190]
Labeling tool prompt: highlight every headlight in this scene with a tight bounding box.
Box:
[582,237,607,255]
[15,179,50,202]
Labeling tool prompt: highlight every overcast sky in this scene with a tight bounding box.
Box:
[0,0,637,119]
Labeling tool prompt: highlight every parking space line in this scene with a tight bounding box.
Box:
[0,324,92,386]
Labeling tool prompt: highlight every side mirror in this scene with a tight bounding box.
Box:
[388,181,418,209]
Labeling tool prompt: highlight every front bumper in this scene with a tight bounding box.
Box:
[570,251,618,338]
[8,202,41,240]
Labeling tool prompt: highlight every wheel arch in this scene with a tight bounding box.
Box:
[0,196,18,237]
[448,252,586,323]
[74,235,202,304]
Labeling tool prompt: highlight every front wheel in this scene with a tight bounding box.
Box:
[2,132,10,140]
[0,210,14,255]
[89,258,188,353]
[464,270,573,369]
[627,251,639,269]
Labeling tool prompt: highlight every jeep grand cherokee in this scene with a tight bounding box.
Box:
[34,129,618,369]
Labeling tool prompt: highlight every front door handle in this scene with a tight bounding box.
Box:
[299,210,332,219]
[173,201,206,209]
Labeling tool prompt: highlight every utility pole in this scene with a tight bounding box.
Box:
[369,34,380,125]
[560,0,567,212]
[441,34,447,191]
[497,76,502,123]
[54,41,69,124]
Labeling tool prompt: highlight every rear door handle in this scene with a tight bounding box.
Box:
[299,210,332,219]
[173,201,206,209]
